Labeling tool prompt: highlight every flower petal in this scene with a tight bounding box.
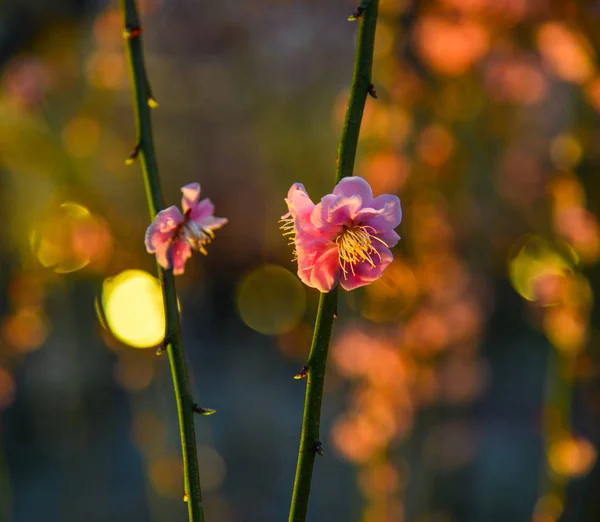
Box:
[359,194,402,231]
[145,206,184,253]
[201,215,228,231]
[340,244,393,291]
[170,238,193,275]
[181,183,201,214]
[311,195,362,229]
[377,229,401,248]
[333,176,373,204]
[309,246,341,292]
[189,197,214,224]
[284,183,315,219]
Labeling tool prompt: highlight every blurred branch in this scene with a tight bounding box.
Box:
[287,2,380,521]
[118,2,205,522]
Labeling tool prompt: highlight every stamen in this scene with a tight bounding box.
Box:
[279,216,298,261]
[183,221,213,255]
[335,225,387,278]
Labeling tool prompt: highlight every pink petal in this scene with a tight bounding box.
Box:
[296,247,318,289]
[377,229,401,248]
[284,183,315,219]
[181,183,201,214]
[358,194,402,231]
[309,246,341,292]
[154,241,172,270]
[310,195,362,229]
[340,244,393,291]
[333,176,373,204]
[145,206,184,253]
[189,198,215,224]
[170,238,192,275]
[201,215,228,231]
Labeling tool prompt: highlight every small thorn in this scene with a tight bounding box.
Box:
[193,404,216,416]
[156,344,165,356]
[294,365,309,380]
[148,96,159,109]
[123,25,143,39]
[368,83,378,99]
[333,310,338,319]
[348,0,370,21]
[314,440,324,456]
[183,493,189,503]
[125,143,140,166]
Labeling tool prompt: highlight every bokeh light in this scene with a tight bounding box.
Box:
[100,269,165,348]
[30,202,112,273]
[548,436,597,478]
[508,236,574,304]
[236,264,306,335]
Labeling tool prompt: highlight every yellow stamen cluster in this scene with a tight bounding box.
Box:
[183,221,215,255]
[335,225,387,278]
[279,215,298,260]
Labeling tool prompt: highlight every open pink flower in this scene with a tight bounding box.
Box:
[145,183,227,275]
[280,176,401,292]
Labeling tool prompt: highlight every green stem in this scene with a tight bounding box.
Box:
[119,2,204,522]
[288,3,379,521]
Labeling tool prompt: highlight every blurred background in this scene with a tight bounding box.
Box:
[1,0,600,521]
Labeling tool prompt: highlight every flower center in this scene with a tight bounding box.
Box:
[182,220,214,255]
[335,224,387,278]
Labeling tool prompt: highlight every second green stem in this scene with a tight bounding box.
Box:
[288,2,379,521]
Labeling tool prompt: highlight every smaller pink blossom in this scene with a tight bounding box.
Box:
[145,183,227,275]
[280,176,401,292]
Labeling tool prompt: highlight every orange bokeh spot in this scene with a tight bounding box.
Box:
[544,307,587,356]
[555,207,600,263]
[86,51,127,90]
[537,23,594,84]
[358,462,401,496]
[485,55,547,105]
[360,152,409,195]
[550,175,586,213]
[93,8,123,50]
[1,308,49,353]
[0,368,15,410]
[414,16,489,77]
[416,124,455,168]
[150,456,184,498]
[332,414,389,464]
[548,436,596,478]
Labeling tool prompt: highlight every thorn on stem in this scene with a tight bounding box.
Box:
[193,404,216,416]
[314,440,325,456]
[348,0,371,21]
[294,365,309,380]
[123,25,143,39]
[148,96,159,109]
[183,493,189,503]
[156,344,165,356]
[368,83,378,99]
[333,310,338,319]
[125,143,140,166]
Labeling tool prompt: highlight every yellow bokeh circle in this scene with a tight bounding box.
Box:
[100,269,165,348]
[236,264,306,335]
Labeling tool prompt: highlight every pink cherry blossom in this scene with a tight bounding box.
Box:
[280,176,401,292]
[145,183,227,275]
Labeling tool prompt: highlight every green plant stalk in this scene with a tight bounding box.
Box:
[119,2,204,521]
[288,3,379,521]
